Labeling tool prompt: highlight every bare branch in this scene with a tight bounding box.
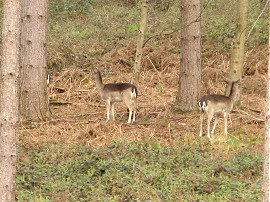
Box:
[247,0,270,39]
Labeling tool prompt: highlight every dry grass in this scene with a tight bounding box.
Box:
[19,45,266,150]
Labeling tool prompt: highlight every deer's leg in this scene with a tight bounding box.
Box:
[211,115,218,135]
[224,112,228,136]
[132,109,136,123]
[127,107,132,124]
[111,102,115,121]
[131,99,136,123]
[105,100,110,121]
[124,97,134,124]
[207,112,214,139]
[199,113,204,137]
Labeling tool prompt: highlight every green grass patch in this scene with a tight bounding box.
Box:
[17,141,262,201]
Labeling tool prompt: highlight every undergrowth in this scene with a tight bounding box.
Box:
[46,0,268,70]
[17,140,262,202]
[10,0,267,201]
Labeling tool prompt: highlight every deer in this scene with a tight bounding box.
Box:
[198,79,241,139]
[92,68,138,124]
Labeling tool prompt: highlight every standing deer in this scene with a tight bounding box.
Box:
[198,80,240,139]
[93,69,138,124]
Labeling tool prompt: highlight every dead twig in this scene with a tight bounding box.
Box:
[49,100,72,105]
[20,121,35,138]
[236,109,264,122]
[68,112,101,117]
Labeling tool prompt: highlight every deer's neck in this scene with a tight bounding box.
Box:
[94,72,104,94]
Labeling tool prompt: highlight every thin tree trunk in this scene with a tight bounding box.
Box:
[175,0,201,112]
[0,0,21,201]
[225,0,248,95]
[132,0,148,85]
[19,0,50,121]
[263,1,270,200]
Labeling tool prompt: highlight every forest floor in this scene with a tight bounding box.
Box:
[19,44,267,149]
[15,0,268,200]
[17,41,267,201]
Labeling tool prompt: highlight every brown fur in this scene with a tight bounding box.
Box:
[93,69,137,123]
[198,80,240,139]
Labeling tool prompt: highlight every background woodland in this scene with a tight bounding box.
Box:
[0,0,268,201]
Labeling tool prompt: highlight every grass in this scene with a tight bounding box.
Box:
[16,140,262,201]
[46,0,268,71]
[12,0,267,201]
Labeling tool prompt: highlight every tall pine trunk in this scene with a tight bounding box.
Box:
[225,0,248,95]
[19,0,50,121]
[132,0,148,85]
[175,0,201,112]
[263,1,270,200]
[0,0,20,201]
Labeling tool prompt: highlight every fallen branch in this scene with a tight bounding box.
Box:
[236,109,264,122]
[68,112,101,117]
[20,121,35,137]
[49,100,72,105]
[76,89,89,92]
[52,86,66,93]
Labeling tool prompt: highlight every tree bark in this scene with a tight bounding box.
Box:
[0,0,21,201]
[225,0,248,95]
[263,1,270,200]
[175,0,201,112]
[19,0,50,121]
[132,0,149,85]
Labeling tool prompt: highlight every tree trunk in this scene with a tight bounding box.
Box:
[175,0,201,112]
[132,0,149,85]
[263,1,270,200]
[225,0,248,95]
[19,0,50,121]
[0,0,21,201]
